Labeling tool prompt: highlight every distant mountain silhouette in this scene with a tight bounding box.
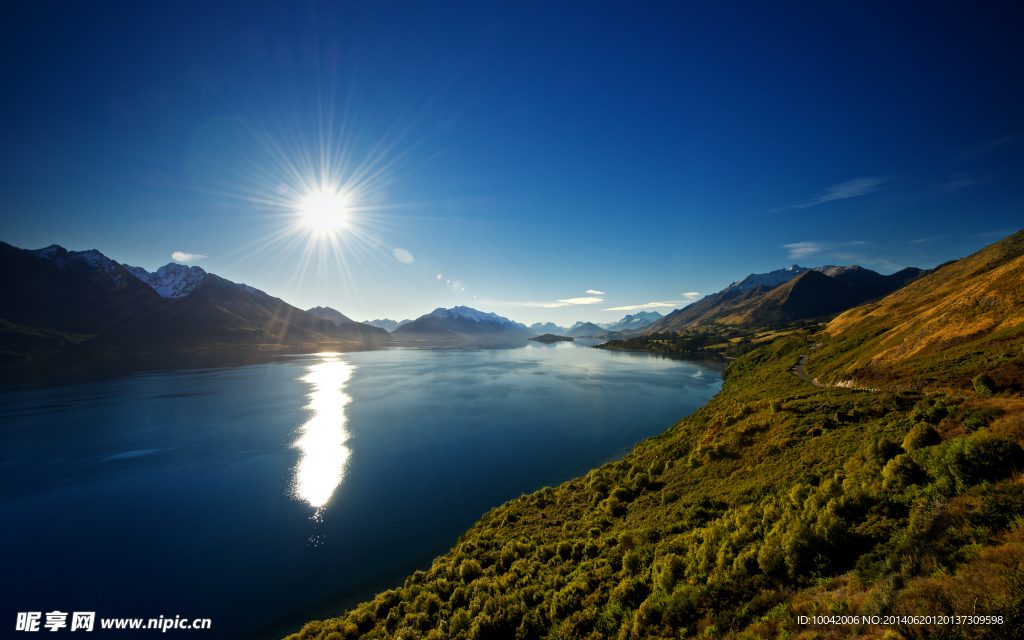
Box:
[307,306,355,325]
[565,322,605,337]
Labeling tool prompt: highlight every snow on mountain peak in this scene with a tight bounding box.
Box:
[429,306,530,332]
[431,306,504,323]
[722,265,811,293]
[125,262,208,298]
[720,263,853,295]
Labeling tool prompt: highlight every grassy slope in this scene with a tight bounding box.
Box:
[285,234,1024,640]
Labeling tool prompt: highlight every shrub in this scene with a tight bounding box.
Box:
[963,408,1004,433]
[902,424,941,451]
[944,436,1024,490]
[973,373,996,397]
[611,486,632,502]
[634,472,651,490]
[459,559,482,583]
[770,401,783,414]
[605,496,625,517]
[882,454,925,491]
[654,554,685,593]
[623,551,641,575]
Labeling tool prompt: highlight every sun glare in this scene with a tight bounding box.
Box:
[301,190,349,233]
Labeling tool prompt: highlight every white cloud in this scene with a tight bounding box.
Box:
[518,297,604,308]
[586,289,604,295]
[681,292,700,297]
[171,251,206,263]
[789,177,886,209]
[604,300,688,311]
[783,242,827,259]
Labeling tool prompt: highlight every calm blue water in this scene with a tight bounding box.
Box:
[0,342,724,638]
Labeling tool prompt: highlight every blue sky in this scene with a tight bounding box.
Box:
[2,2,1023,325]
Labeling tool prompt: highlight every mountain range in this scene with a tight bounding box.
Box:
[528,321,569,335]
[0,241,938,357]
[0,243,388,358]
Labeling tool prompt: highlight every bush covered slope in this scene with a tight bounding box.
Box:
[285,233,1024,640]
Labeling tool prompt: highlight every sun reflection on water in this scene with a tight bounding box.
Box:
[293,356,354,510]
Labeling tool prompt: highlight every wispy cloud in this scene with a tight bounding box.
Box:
[604,293,700,312]
[518,297,604,308]
[958,131,1023,160]
[604,301,687,311]
[172,251,206,262]
[585,289,604,295]
[910,235,943,244]
[790,177,886,209]
[782,240,868,260]
[764,177,887,214]
[783,242,827,259]
[930,172,989,194]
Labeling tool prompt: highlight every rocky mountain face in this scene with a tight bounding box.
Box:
[124,263,209,298]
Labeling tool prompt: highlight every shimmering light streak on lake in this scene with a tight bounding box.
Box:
[293,356,353,509]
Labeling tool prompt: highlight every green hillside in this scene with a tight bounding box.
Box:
[284,233,1024,640]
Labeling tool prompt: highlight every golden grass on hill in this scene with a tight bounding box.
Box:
[828,230,1024,362]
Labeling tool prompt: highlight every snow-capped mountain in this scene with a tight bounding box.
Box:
[428,306,532,332]
[721,264,846,295]
[362,318,413,332]
[393,306,532,340]
[599,311,663,331]
[124,263,209,298]
[125,262,275,302]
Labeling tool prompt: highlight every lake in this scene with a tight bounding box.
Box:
[0,341,725,638]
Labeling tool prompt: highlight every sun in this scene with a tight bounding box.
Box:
[300,190,349,233]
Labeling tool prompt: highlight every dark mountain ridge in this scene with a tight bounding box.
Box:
[644,263,930,334]
[0,242,387,358]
